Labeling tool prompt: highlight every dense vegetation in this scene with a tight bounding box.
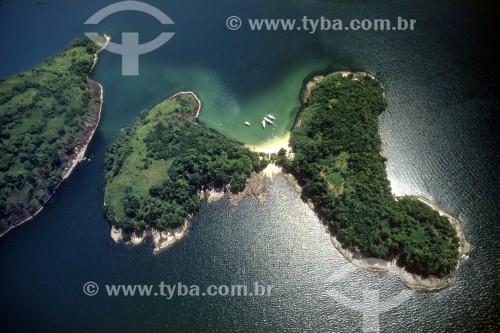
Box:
[104,94,267,231]
[0,37,101,233]
[284,73,459,278]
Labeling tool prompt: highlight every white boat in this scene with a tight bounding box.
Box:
[267,114,276,120]
[262,120,266,128]
[244,122,250,126]
[263,117,274,124]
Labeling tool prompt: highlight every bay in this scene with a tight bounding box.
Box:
[0,0,498,331]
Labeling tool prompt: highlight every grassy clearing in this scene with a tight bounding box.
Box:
[104,94,267,231]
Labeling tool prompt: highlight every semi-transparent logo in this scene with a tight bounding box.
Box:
[84,1,175,76]
[326,261,414,332]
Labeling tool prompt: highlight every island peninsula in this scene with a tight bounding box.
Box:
[0,35,109,237]
[104,92,269,251]
[105,71,469,290]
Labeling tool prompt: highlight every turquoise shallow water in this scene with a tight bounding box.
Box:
[0,0,499,332]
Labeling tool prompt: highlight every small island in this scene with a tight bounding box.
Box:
[104,92,269,251]
[0,35,108,237]
[277,72,470,290]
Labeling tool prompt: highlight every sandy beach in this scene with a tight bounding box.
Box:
[246,132,291,154]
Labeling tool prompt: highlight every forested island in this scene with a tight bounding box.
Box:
[104,92,268,249]
[0,36,107,236]
[277,72,468,286]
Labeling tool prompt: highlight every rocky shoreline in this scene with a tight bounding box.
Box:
[110,163,274,252]
[264,162,471,291]
[0,36,109,238]
[329,230,470,291]
[184,155,470,291]
[169,91,202,118]
[111,220,190,253]
[329,225,469,291]
[227,171,268,206]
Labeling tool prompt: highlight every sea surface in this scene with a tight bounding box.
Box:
[0,0,499,332]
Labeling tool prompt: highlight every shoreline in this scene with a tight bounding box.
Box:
[0,35,109,239]
[329,198,470,291]
[111,220,190,253]
[168,91,202,118]
[246,132,291,154]
[412,195,470,258]
[61,80,103,179]
[267,162,470,291]
[397,195,471,290]
[109,160,278,252]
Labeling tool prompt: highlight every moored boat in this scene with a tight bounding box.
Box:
[264,117,274,124]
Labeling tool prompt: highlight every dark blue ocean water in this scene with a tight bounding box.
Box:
[0,0,499,332]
